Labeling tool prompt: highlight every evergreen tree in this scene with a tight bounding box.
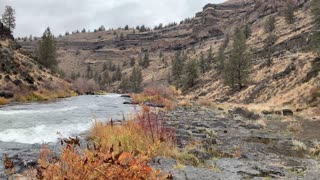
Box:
[199,52,208,74]
[114,65,122,81]
[81,28,86,33]
[284,0,295,24]
[87,65,92,79]
[264,33,277,66]
[130,57,135,67]
[311,0,320,29]
[124,25,129,30]
[264,16,276,33]
[243,24,252,39]
[1,5,15,32]
[119,75,130,91]
[130,66,143,92]
[224,28,251,90]
[142,52,150,68]
[310,0,320,55]
[36,27,58,70]
[171,51,184,87]
[207,46,214,64]
[98,25,105,31]
[217,35,229,71]
[183,59,198,89]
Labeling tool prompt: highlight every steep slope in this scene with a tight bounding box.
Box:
[0,22,75,105]
[20,0,319,115]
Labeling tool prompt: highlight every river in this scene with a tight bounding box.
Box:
[0,94,135,175]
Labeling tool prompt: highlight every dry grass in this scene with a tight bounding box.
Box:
[131,85,180,111]
[178,99,191,107]
[198,99,213,107]
[292,139,307,152]
[90,120,177,158]
[288,121,303,133]
[0,97,11,105]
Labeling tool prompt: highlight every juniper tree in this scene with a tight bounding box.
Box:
[199,52,208,74]
[243,24,252,39]
[264,33,277,66]
[114,65,122,81]
[224,28,251,90]
[130,66,143,93]
[183,59,198,89]
[217,34,229,71]
[207,46,214,64]
[264,16,276,33]
[310,0,320,55]
[171,51,184,87]
[284,0,295,24]
[130,57,135,67]
[1,5,15,32]
[36,27,58,71]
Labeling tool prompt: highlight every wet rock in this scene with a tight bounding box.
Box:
[145,102,165,108]
[0,91,14,99]
[282,109,294,116]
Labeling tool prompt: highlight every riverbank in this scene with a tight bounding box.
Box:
[2,88,320,179]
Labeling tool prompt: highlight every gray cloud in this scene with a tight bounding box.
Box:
[0,0,225,37]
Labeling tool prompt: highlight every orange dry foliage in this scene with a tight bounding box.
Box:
[131,85,180,111]
[37,137,165,179]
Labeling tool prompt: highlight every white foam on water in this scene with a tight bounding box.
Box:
[0,122,91,144]
[0,106,78,115]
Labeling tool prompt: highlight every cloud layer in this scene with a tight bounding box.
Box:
[0,0,225,37]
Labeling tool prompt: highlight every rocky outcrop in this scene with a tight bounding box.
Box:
[154,106,320,179]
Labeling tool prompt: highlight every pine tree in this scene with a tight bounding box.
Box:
[124,25,129,30]
[243,24,252,39]
[264,16,276,33]
[310,0,320,55]
[81,28,86,33]
[183,59,198,89]
[207,46,214,64]
[36,27,58,70]
[171,51,184,87]
[114,65,122,81]
[217,35,229,71]
[311,0,320,29]
[130,57,135,67]
[264,33,277,66]
[199,52,207,74]
[284,0,295,24]
[130,66,143,92]
[142,52,150,68]
[1,5,16,32]
[119,75,130,91]
[224,28,251,90]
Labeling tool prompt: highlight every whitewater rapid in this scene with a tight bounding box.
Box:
[0,94,135,144]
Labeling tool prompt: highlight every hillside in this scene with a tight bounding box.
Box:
[0,22,75,105]
[20,0,319,115]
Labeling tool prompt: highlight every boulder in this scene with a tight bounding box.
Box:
[0,91,14,99]
[282,109,294,116]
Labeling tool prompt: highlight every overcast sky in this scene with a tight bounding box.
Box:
[0,0,225,37]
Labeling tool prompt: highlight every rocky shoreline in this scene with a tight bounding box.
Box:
[151,106,320,179]
[2,104,320,179]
